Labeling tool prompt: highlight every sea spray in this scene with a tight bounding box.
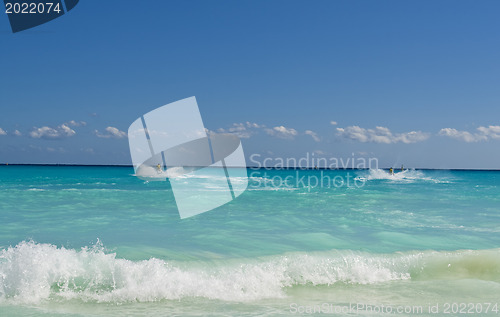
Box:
[2,241,500,304]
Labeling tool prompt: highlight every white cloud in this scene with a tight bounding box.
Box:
[265,126,298,139]
[397,130,430,143]
[13,130,22,136]
[245,121,263,128]
[336,125,429,144]
[59,124,75,137]
[477,125,500,139]
[62,125,75,137]
[66,120,87,127]
[95,126,127,138]
[438,125,500,142]
[218,122,310,140]
[30,127,59,139]
[336,126,368,142]
[228,123,247,132]
[305,130,320,142]
[217,123,249,138]
[216,122,264,139]
[0,128,6,135]
[330,121,337,126]
[438,128,482,142]
[30,124,76,139]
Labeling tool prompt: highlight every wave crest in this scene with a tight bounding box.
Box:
[1,241,499,304]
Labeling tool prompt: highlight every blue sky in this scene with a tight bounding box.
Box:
[1,0,500,168]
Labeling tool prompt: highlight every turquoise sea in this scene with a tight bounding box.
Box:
[1,166,500,316]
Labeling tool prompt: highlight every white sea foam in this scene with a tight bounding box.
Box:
[365,169,450,183]
[0,241,404,304]
[2,241,499,305]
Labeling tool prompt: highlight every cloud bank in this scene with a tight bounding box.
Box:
[30,124,76,139]
[336,126,429,144]
[95,126,127,138]
[265,126,298,139]
[216,122,264,139]
[439,125,500,142]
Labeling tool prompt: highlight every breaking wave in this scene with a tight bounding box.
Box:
[1,241,499,304]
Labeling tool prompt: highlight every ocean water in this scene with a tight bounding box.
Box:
[1,166,500,316]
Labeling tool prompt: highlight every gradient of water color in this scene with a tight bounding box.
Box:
[1,166,500,316]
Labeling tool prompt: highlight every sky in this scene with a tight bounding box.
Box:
[1,0,500,168]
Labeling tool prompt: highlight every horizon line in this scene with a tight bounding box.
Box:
[1,163,500,171]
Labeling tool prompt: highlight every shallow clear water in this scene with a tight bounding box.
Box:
[1,166,500,316]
